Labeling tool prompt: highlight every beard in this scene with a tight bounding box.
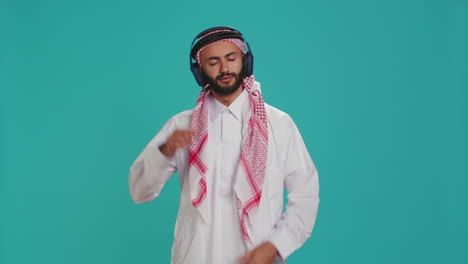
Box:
[203,67,245,96]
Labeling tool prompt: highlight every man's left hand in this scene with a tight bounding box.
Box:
[239,242,279,264]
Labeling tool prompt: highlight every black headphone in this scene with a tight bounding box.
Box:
[189,26,254,87]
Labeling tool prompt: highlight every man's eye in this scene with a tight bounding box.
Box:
[228,58,236,61]
[209,62,217,66]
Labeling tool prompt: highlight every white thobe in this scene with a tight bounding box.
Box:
[129,82,320,264]
[206,89,248,263]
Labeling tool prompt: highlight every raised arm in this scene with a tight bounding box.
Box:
[129,118,191,204]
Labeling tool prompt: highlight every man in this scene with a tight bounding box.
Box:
[129,26,319,264]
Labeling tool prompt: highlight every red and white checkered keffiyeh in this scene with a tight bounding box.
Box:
[194,30,246,66]
[188,34,268,244]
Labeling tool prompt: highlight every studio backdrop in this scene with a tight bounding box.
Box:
[1,0,466,263]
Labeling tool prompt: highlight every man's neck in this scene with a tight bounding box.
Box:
[211,86,244,106]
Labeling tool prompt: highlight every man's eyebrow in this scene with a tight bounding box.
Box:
[206,51,238,61]
[224,52,236,57]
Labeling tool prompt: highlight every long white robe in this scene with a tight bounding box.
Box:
[129,82,320,264]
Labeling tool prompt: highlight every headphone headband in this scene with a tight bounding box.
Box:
[191,31,244,59]
[194,26,239,39]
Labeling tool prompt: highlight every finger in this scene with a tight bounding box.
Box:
[176,130,196,143]
[172,131,188,139]
[173,141,186,149]
[165,141,174,152]
[186,129,197,137]
[239,251,253,264]
[179,129,196,136]
[173,131,190,144]
[182,135,193,146]
[183,133,192,143]
[171,142,180,150]
[174,138,191,149]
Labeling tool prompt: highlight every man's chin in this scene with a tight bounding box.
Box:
[204,72,244,96]
[211,84,240,96]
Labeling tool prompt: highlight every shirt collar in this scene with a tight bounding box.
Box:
[208,89,249,123]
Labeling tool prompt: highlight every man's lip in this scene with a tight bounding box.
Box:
[219,76,233,82]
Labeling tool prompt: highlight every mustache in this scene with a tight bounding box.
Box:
[215,72,237,81]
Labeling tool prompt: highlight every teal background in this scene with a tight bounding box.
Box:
[1,0,466,263]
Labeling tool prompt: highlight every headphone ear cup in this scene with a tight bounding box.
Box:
[191,62,205,87]
[244,51,254,77]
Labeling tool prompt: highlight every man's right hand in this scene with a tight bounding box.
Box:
[159,130,196,157]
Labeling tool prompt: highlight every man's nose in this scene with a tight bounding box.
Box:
[219,60,229,73]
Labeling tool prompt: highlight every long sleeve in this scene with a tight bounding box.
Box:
[268,115,320,260]
[129,118,178,204]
